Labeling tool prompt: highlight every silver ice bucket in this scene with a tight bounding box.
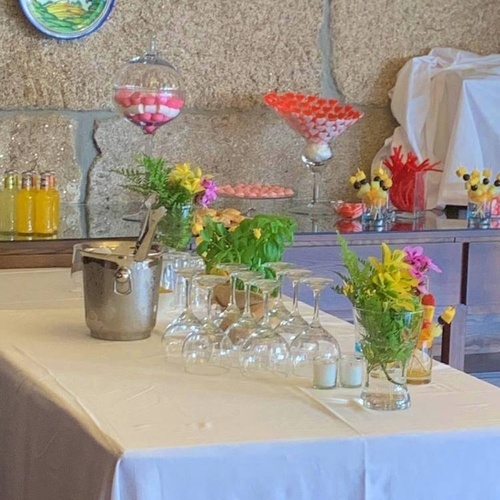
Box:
[79,241,163,341]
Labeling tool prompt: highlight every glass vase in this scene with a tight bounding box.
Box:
[353,307,423,411]
[155,204,193,250]
[361,201,387,230]
[407,338,433,385]
[389,170,426,219]
[467,198,492,228]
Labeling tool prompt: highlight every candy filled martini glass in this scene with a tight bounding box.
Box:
[264,92,363,215]
[113,36,185,156]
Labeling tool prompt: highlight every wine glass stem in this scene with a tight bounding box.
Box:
[261,291,271,327]
[243,282,252,317]
[229,275,237,307]
[206,288,214,320]
[311,288,322,327]
[184,277,192,311]
[291,279,300,316]
[277,274,285,306]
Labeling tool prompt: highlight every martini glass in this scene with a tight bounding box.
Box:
[264,92,363,215]
[289,277,341,381]
[239,278,290,379]
[183,274,232,375]
[274,268,312,345]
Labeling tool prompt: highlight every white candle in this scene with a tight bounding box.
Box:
[313,357,338,389]
[339,355,364,388]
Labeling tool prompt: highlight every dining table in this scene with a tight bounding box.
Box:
[2,267,500,500]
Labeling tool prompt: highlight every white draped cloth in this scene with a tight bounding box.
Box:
[373,48,500,208]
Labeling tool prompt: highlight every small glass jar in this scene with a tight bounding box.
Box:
[339,355,364,388]
[312,354,338,389]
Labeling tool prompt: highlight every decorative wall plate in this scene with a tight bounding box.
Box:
[19,0,114,40]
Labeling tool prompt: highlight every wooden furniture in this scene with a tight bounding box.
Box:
[2,204,500,373]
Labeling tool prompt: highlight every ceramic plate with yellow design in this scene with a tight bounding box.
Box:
[20,0,114,40]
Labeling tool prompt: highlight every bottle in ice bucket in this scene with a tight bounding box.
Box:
[16,170,36,235]
[34,172,55,236]
[0,170,18,235]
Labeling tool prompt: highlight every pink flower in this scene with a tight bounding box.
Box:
[403,246,441,295]
[196,178,218,207]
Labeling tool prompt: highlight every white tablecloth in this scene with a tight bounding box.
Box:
[2,268,500,500]
[374,48,500,208]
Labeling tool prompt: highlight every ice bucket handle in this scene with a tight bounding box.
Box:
[114,267,132,295]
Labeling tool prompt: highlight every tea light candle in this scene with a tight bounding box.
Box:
[313,356,338,389]
[339,355,364,388]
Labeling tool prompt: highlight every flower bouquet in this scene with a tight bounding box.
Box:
[116,155,217,249]
[334,236,443,410]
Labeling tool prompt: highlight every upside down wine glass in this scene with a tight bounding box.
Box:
[264,261,295,327]
[225,270,262,349]
[161,259,203,358]
[215,263,249,328]
[264,92,363,215]
[290,277,341,382]
[274,268,312,345]
[239,278,290,378]
[183,274,232,375]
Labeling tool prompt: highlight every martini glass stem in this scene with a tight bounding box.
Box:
[312,169,320,205]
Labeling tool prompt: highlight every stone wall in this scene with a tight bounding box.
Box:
[0,0,499,209]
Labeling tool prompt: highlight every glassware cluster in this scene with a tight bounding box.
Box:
[160,257,351,388]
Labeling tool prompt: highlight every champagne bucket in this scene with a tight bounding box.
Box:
[80,242,162,341]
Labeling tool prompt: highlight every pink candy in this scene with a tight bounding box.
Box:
[114,88,184,135]
[217,183,295,199]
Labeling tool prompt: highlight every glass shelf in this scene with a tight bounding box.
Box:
[0,201,498,243]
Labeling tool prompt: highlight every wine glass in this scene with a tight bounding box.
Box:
[113,35,185,156]
[264,261,295,326]
[225,270,262,349]
[161,257,203,358]
[274,268,312,344]
[289,277,341,382]
[239,278,290,379]
[183,274,232,375]
[264,92,363,215]
[215,263,249,328]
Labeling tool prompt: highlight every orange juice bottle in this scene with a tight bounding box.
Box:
[0,170,18,234]
[16,171,36,235]
[48,172,60,233]
[34,173,53,236]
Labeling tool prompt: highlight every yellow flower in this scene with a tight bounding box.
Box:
[253,228,262,239]
[191,222,204,235]
[368,243,418,305]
